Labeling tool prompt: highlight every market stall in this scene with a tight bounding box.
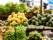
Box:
[0,0,53,40]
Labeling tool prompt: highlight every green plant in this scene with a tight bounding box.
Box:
[4,27,15,40]
[15,25,26,40]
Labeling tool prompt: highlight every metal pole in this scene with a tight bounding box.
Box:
[40,0,42,14]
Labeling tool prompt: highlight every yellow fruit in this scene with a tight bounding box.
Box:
[7,19,12,23]
[17,12,25,17]
[0,32,3,35]
[17,16,23,20]
[27,9,31,12]
[13,14,17,18]
[8,15,12,19]
[23,17,28,22]
[17,19,21,24]
[42,37,46,40]
[10,21,17,26]
[11,17,15,21]
[21,19,24,24]
[11,12,15,16]
[6,27,14,32]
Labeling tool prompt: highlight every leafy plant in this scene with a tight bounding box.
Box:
[4,27,15,40]
[15,25,26,40]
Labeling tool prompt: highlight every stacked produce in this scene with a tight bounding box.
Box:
[26,5,44,17]
[4,25,26,40]
[7,12,28,26]
[0,20,5,26]
[32,5,44,15]
[0,2,29,15]
[27,30,43,40]
[4,27,15,40]
[28,13,53,27]
[0,2,52,40]
[15,25,26,40]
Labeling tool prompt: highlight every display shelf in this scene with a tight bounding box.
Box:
[0,15,9,18]
[0,15,9,20]
[26,25,53,31]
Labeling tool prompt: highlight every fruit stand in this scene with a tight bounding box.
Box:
[0,0,53,40]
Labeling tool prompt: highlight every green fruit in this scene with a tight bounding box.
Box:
[47,14,51,18]
[35,21,39,26]
[50,17,53,21]
[46,22,49,26]
[41,17,47,21]
[49,24,52,27]
[39,20,42,25]
[24,22,28,26]
[28,19,32,24]
[32,16,36,19]
[37,14,41,19]
[35,17,38,21]
[51,21,53,26]
[32,20,36,25]
[46,14,51,20]
[42,14,46,17]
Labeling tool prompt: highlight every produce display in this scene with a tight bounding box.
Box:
[7,12,28,26]
[4,27,15,40]
[28,13,53,27]
[26,5,44,17]
[27,30,43,40]
[15,25,26,40]
[0,2,52,40]
[4,25,26,40]
[0,2,29,15]
[0,20,5,26]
